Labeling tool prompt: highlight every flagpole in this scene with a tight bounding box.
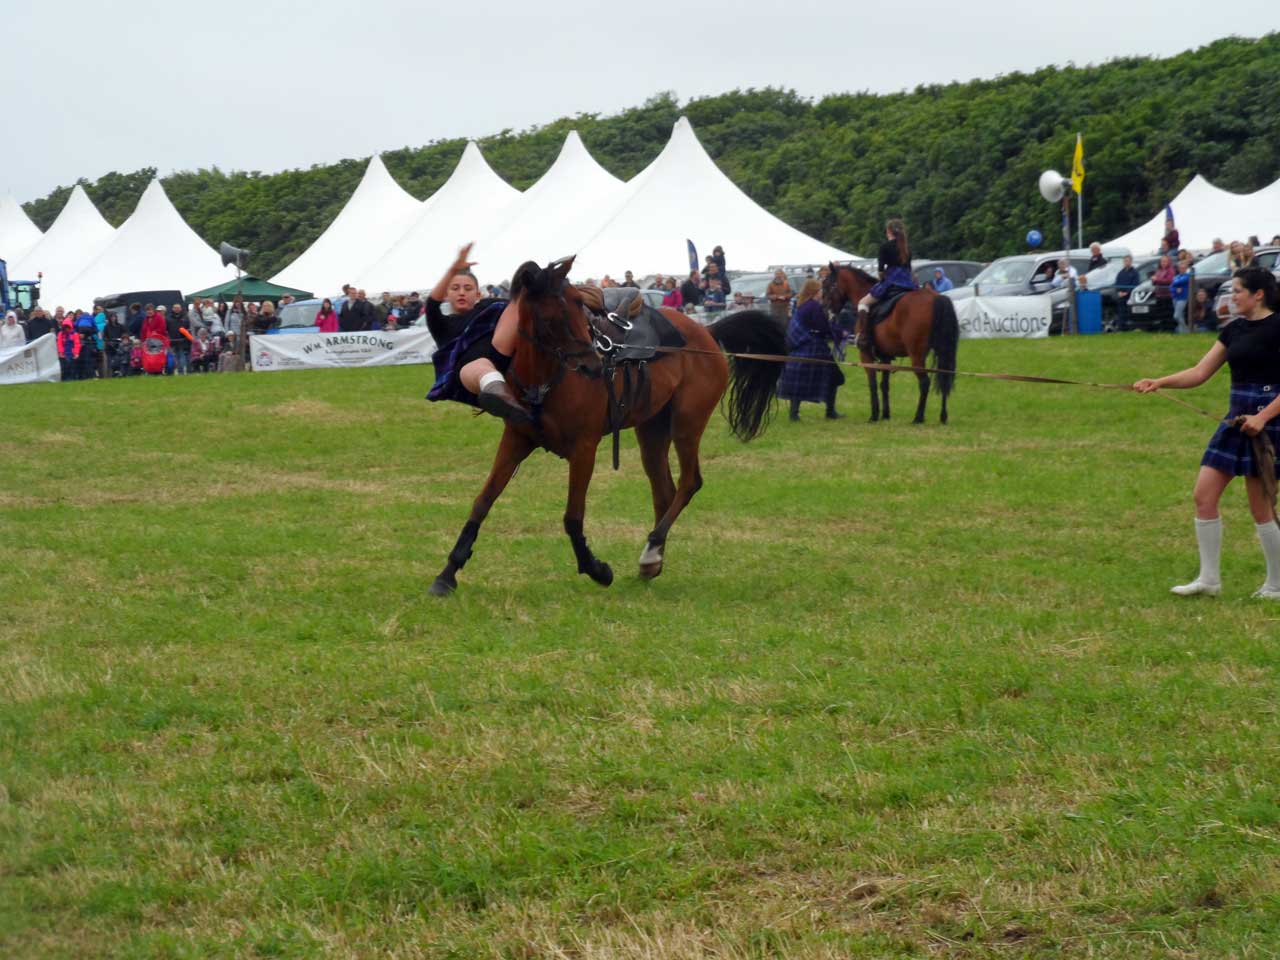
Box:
[1078,191,1083,250]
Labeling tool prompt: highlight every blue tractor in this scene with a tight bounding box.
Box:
[0,258,40,313]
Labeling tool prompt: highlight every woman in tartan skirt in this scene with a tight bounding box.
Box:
[1134,267,1280,599]
[777,279,845,421]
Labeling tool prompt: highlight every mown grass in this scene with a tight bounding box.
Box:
[2,334,1278,959]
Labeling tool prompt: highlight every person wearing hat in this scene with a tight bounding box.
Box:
[0,311,26,349]
[56,318,80,380]
[931,267,954,293]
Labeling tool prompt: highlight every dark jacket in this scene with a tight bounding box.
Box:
[1115,266,1141,295]
[125,308,144,338]
[680,279,703,306]
[167,311,190,352]
[339,298,373,332]
[25,313,54,341]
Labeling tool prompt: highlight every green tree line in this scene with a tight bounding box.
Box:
[22,34,1280,281]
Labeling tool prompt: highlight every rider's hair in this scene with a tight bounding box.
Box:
[1234,266,1280,311]
[886,218,909,263]
[451,270,479,288]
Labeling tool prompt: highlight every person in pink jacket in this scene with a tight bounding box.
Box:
[661,277,684,309]
[315,298,339,333]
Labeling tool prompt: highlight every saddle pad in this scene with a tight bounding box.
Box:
[598,304,687,362]
[871,288,911,325]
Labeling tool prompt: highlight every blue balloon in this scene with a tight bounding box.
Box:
[1026,229,1043,248]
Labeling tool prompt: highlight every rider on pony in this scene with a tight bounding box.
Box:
[856,218,918,350]
[424,243,532,425]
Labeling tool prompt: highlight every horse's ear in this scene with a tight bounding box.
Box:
[510,260,541,298]
[549,255,576,285]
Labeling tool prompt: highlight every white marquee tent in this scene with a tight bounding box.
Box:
[10,185,115,304]
[1106,174,1280,253]
[357,142,521,292]
[0,192,43,263]
[571,117,856,279]
[271,155,424,296]
[53,179,236,309]
[474,131,627,285]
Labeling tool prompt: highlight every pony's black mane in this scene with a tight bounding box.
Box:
[838,263,877,285]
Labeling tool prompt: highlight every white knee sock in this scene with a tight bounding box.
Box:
[479,371,506,394]
[1195,517,1223,585]
[1255,521,1280,589]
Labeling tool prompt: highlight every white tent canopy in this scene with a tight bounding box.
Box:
[10,185,115,304]
[271,155,423,296]
[1106,174,1280,253]
[0,192,43,263]
[53,179,235,309]
[571,117,856,279]
[474,131,627,286]
[357,142,521,293]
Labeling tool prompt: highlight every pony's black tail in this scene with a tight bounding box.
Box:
[929,295,959,400]
[706,309,786,441]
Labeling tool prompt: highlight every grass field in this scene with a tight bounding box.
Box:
[3,334,1278,959]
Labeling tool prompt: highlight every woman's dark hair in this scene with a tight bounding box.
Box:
[321,298,332,311]
[452,270,479,288]
[1234,266,1280,311]
[887,218,909,264]
[129,302,141,312]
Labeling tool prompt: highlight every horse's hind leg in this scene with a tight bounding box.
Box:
[636,408,676,579]
[429,429,533,597]
[640,407,710,579]
[565,439,613,587]
[912,363,931,424]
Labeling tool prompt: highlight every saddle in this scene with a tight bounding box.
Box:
[870,288,911,328]
[579,286,687,469]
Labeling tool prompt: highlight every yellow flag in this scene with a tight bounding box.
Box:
[1071,133,1085,194]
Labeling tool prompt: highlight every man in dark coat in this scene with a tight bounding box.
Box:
[24,308,54,342]
[1114,255,1141,331]
[339,290,374,331]
[680,270,703,308]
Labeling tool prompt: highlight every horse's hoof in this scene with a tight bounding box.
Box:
[428,577,455,597]
[590,561,614,587]
[912,417,924,424]
[639,561,664,580]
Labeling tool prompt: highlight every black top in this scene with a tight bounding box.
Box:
[1088,254,1108,271]
[425,297,503,346]
[878,240,909,273]
[1218,313,1280,385]
[1115,266,1141,292]
[680,279,703,307]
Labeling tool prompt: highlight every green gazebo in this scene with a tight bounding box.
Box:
[188,276,313,303]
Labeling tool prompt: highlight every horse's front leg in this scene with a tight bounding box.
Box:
[429,428,534,596]
[862,359,880,422]
[880,369,892,421]
[564,439,613,587]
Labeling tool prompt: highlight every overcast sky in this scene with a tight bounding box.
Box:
[8,2,1277,202]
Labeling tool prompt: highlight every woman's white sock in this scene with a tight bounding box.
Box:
[1195,517,1223,585]
[479,371,506,393]
[1255,521,1280,589]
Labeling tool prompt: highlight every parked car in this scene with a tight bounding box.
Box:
[947,249,1120,301]
[275,296,349,333]
[95,290,184,327]
[726,271,809,312]
[913,260,983,290]
[1078,254,1162,331]
[1209,248,1280,326]
[1129,247,1280,331]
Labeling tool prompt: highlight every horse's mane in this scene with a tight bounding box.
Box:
[837,263,877,285]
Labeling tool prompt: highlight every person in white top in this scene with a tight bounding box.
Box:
[1048,258,1079,289]
[0,311,26,348]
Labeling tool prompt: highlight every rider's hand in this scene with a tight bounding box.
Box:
[1240,414,1268,437]
[454,242,477,270]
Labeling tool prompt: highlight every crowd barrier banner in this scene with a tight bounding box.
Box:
[0,334,61,385]
[249,329,438,372]
[954,295,1052,339]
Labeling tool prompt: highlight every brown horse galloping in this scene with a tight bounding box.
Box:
[429,257,785,596]
[823,264,959,423]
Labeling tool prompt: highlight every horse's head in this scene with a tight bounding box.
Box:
[822,263,875,315]
[510,256,588,349]
[822,262,847,314]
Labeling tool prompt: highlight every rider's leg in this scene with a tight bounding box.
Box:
[855,293,877,349]
[458,302,531,425]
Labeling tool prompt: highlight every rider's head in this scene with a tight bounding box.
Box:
[447,271,480,313]
[886,218,908,262]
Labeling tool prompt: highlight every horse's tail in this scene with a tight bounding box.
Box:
[706,309,785,441]
[929,295,959,400]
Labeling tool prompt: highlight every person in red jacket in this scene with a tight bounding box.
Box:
[56,319,81,380]
[140,304,169,342]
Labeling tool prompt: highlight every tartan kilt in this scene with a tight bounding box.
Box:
[425,301,506,406]
[777,342,843,402]
[1201,382,1280,477]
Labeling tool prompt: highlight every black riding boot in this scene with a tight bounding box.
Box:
[789,398,801,422]
[477,380,533,426]
[825,384,844,419]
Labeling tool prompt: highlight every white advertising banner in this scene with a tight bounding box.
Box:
[0,333,61,385]
[249,329,438,372]
[954,295,1053,339]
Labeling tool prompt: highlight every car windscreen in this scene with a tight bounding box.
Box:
[974,259,1034,285]
[731,275,774,298]
[1191,251,1230,276]
[278,302,319,328]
